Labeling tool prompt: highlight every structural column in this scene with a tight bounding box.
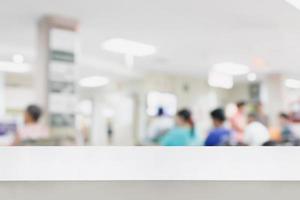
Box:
[262,74,285,126]
[36,15,80,138]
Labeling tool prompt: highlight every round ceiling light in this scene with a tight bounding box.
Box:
[213,62,250,76]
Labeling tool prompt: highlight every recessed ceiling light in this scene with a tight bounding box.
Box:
[0,61,30,73]
[79,76,110,88]
[208,71,233,89]
[285,79,300,89]
[213,62,250,76]
[102,38,156,56]
[285,0,300,10]
[12,54,24,64]
[247,73,257,82]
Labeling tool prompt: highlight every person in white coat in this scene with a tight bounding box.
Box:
[244,113,270,146]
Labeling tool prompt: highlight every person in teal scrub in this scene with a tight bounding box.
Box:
[160,109,197,146]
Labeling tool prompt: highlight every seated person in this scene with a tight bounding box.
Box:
[279,112,295,143]
[159,109,197,146]
[205,108,231,146]
[229,101,247,143]
[244,113,270,146]
[12,105,49,145]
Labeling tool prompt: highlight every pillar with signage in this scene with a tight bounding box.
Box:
[36,15,80,138]
[263,74,285,126]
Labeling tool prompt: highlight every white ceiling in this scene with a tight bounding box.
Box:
[1,0,300,78]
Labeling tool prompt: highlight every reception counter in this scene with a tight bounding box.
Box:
[0,147,299,181]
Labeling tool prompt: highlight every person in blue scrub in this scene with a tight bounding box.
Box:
[160,109,196,146]
[205,108,231,146]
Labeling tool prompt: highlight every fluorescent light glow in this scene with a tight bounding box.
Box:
[247,73,257,82]
[102,38,156,56]
[213,62,250,76]
[12,54,24,64]
[79,76,110,88]
[285,79,300,89]
[208,71,233,89]
[286,0,300,10]
[0,61,31,73]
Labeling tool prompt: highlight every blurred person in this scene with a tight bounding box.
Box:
[230,101,247,143]
[146,107,173,144]
[204,108,232,146]
[256,102,269,127]
[279,112,295,143]
[262,140,277,146]
[12,105,49,145]
[107,120,113,145]
[269,127,282,143]
[244,113,270,146]
[159,109,197,146]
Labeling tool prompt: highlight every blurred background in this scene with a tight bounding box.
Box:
[1,0,300,146]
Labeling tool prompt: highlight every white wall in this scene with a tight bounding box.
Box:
[5,86,35,111]
[90,86,135,146]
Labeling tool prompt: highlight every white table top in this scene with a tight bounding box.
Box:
[0,146,299,181]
